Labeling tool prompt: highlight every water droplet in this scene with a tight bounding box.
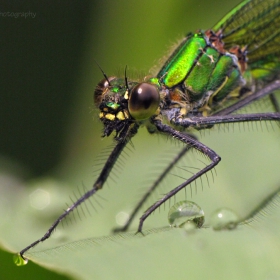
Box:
[210,208,239,230]
[13,253,28,266]
[168,201,205,228]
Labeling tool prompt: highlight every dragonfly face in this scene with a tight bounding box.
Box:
[94,76,161,137]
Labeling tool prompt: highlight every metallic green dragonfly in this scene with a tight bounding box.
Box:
[19,0,280,260]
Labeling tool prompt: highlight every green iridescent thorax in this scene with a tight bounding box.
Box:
[157,32,245,113]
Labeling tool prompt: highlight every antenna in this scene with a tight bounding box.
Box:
[94,59,111,86]
[124,65,129,90]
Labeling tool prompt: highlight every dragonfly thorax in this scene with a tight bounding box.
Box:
[157,31,247,116]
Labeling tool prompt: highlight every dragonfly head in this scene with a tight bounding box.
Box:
[94,77,160,137]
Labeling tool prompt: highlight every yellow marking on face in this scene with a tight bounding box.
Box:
[124,90,129,99]
[116,111,125,120]
[105,113,115,121]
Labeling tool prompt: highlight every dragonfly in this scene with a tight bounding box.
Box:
[19,0,280,261]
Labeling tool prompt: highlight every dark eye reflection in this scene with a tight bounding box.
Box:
[128,83,160,120]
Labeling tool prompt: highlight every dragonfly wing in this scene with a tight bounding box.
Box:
[212,0,280,62]
[213,0,280,84]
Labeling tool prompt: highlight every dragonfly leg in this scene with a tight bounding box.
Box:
[19,127,133,260]
[137,120,221,233]
[173,112,280,128]
[113,136,196,233]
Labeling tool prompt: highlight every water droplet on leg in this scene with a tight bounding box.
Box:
[168,201,205,228]
[13,253,28,266]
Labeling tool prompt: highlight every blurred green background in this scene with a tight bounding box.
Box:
[1,0,280,279]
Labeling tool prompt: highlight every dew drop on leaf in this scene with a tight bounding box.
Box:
[210,208,239,230]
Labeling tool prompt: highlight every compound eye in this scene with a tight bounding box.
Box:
[94,76,116,106]
[128,83,160,120]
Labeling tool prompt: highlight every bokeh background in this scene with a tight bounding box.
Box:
[1,1,279,279]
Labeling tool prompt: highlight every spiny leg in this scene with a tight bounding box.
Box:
[173,81,280,128]
[172,112,280,128]
[19,124,137,260]
[113,134,197,233]
[137,120,221,233]
[20,186,100,259]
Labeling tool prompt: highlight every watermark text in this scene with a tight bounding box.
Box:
[0,11,36,19]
